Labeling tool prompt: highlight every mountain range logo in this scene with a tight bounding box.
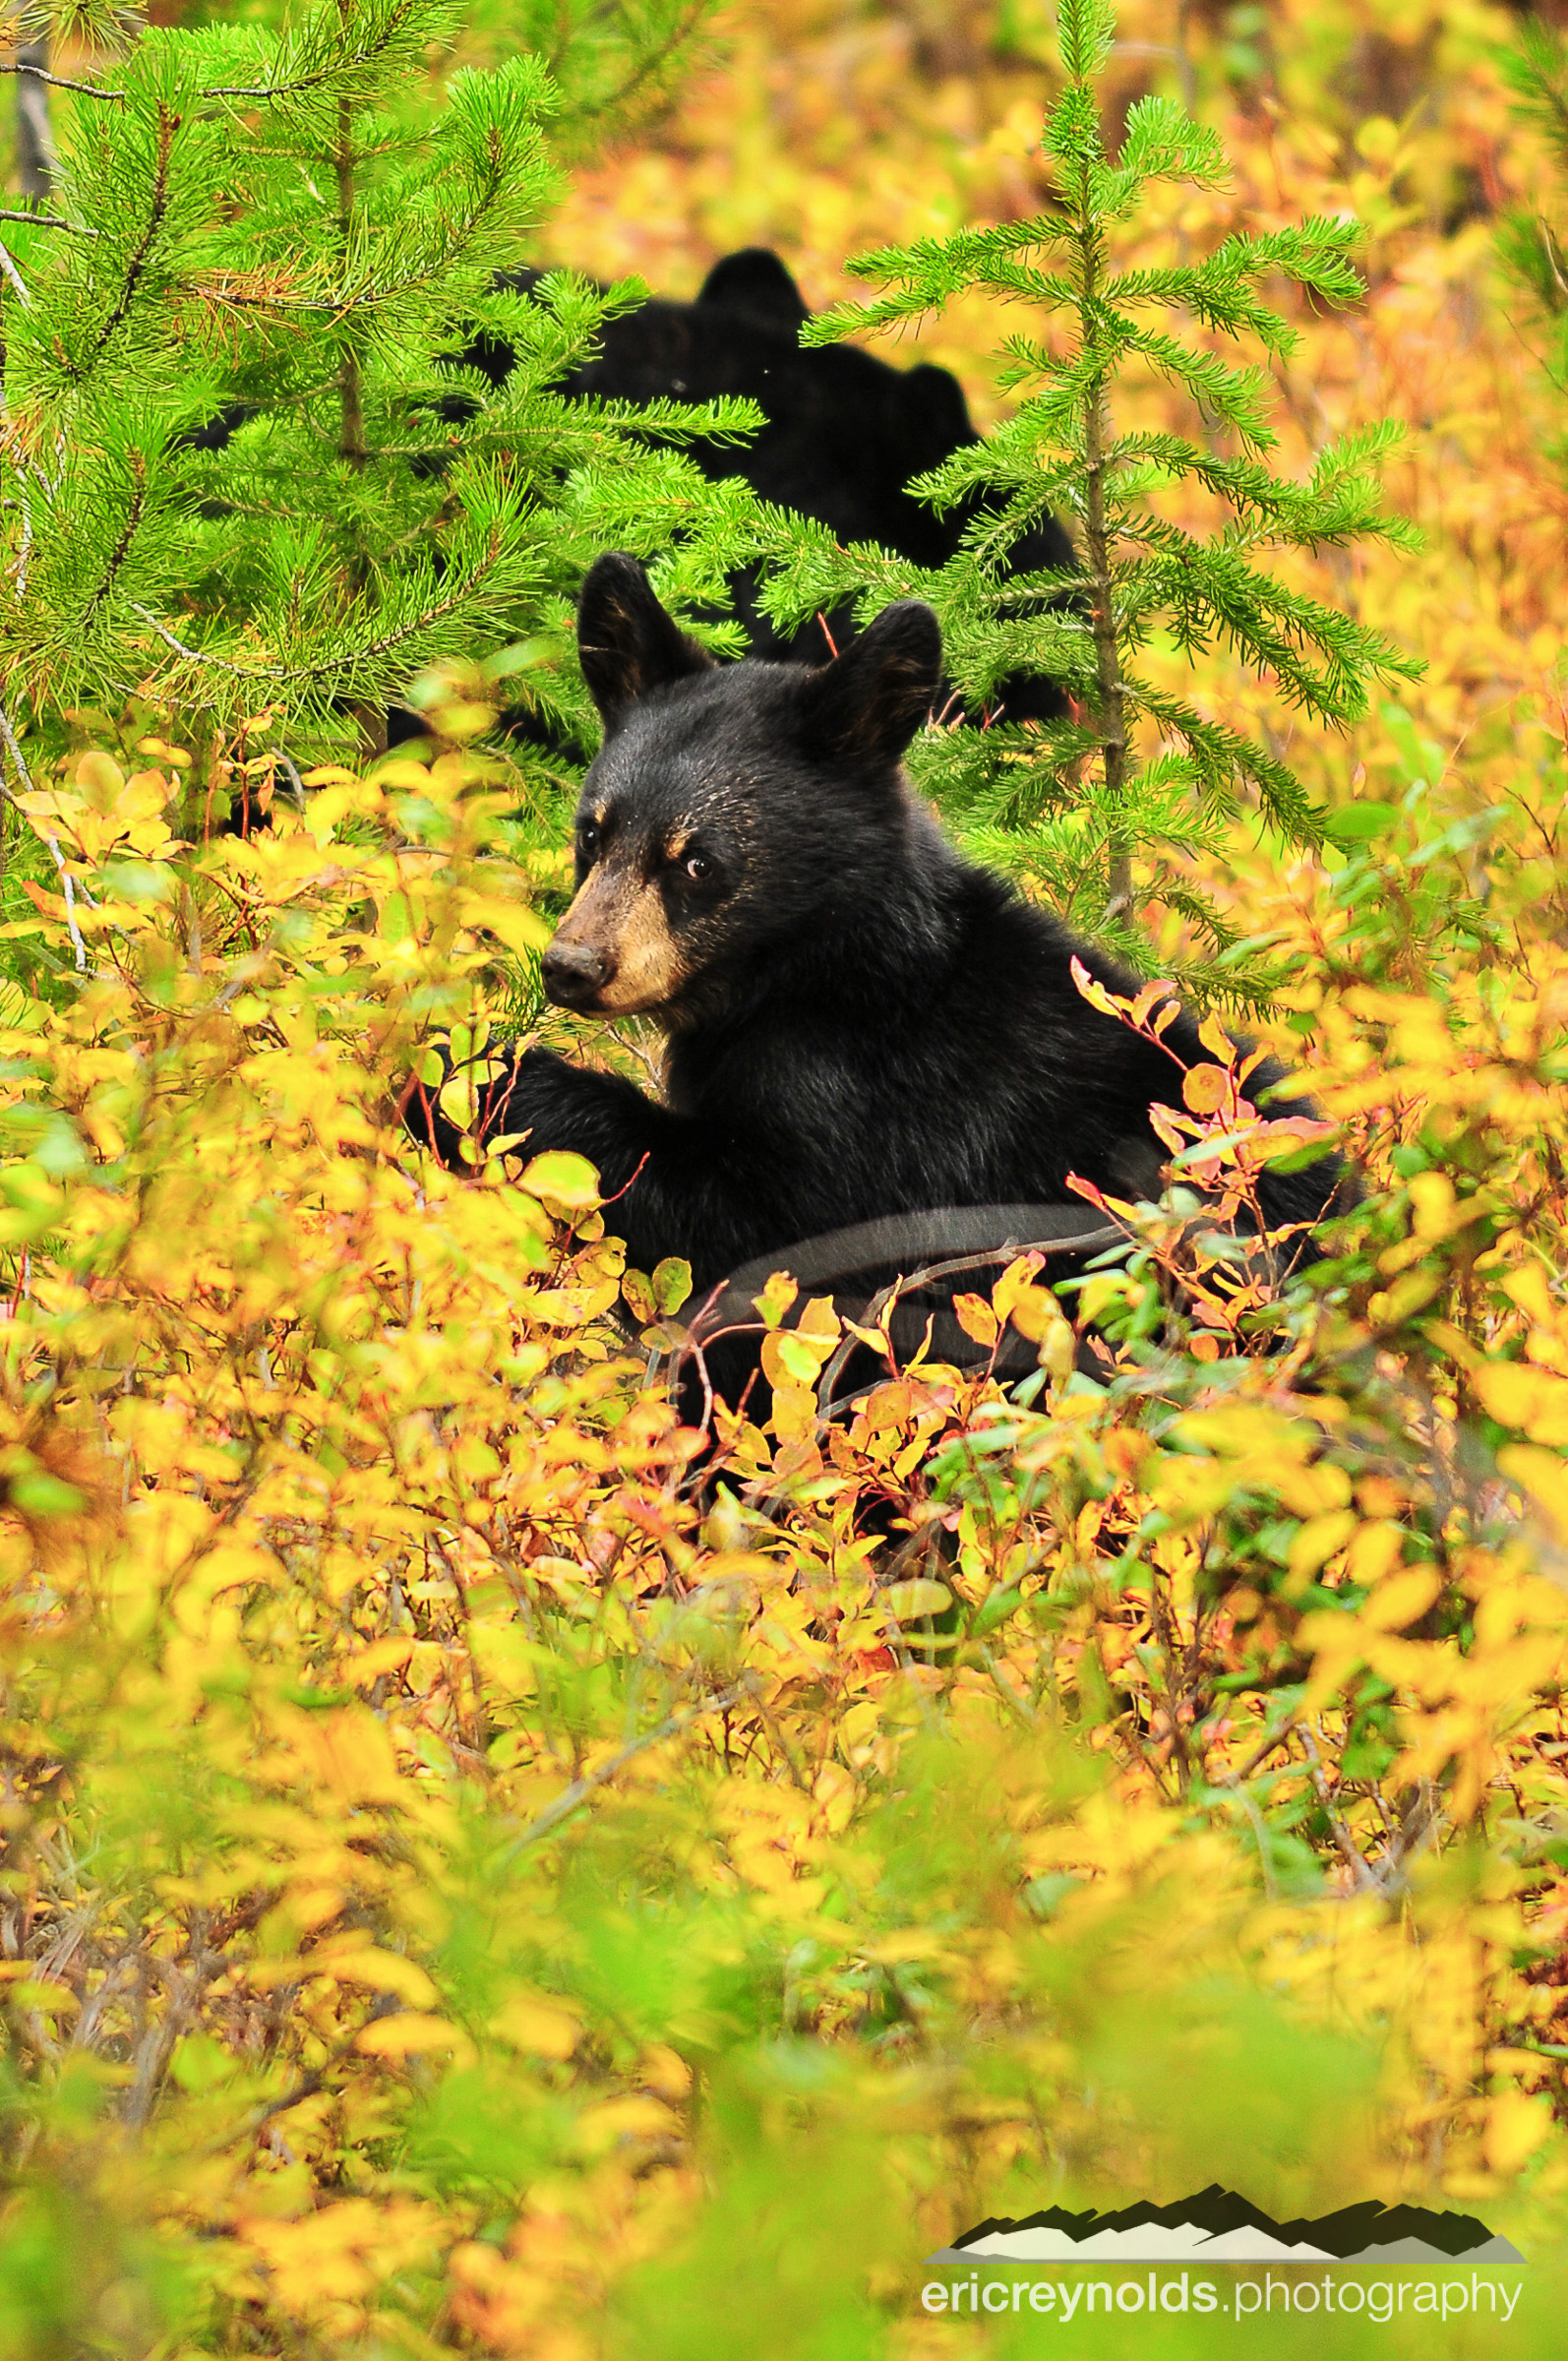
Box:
[924,2185,1526,2268]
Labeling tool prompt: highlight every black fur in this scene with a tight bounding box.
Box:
[410,554,1348,1306]
[437,248,1074,724]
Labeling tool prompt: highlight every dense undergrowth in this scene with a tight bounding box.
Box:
[0,728,1564,2353]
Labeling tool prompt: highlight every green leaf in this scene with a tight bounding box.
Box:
[884,1579,953,1621]
[7,1468,87,1518]
[775,1332,825,1385]
[1325,804,1400,844]
[520,1151,601,1211]
[653,1256,693,1315]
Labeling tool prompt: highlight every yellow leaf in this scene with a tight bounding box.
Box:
[1069,954,1119,1016]
[1484,2089,1551,2178]
[575,2094,678,2152]
[491,1993,580,2059]
[456,891,551,955]
[763,1328,832,1388]
[992,1252,1044,1326]
[1503,1265,1558,1327]
[1357,1564,1439,1632]
[623,1268,658,1325]
[953,1293,998,1348]
[356,2012,460,2057]
[1475,1363,1568,1445]
[7,1980,78,2016]
[1287,1508,1357,1585]
[753,1270,798,1328]
[73,750,124,806]
[284,1708,404,1803]
[317,1942,439,2008]
[1498,1444,1568,1546]
[1344,1521,1406,1591]
[1407,1170,1456,1234]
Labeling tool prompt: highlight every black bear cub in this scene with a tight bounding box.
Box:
[417,552,1346,1301]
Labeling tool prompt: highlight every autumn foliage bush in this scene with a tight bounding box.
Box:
[0,708,1563,2353]
[6,3,1568,2357]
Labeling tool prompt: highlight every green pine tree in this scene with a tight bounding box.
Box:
[0,0,748,832]
[1497,14,1568,468]
[746,0,1419,998]
[459,0,718,154]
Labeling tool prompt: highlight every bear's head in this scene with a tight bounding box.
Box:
[540,552,945,1027]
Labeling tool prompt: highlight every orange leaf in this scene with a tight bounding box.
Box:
[1069,955,1120,1017]
[1182,1062,1233,1117]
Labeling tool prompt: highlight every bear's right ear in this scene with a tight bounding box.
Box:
[577,553,716,717]
[800,600,944,771]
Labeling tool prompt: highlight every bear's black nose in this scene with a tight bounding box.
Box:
[542,938,611,1007]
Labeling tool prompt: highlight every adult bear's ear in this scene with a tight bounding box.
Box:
[577,552,716,717]
[801,601,943,770]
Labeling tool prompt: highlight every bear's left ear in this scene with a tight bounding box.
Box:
[577,552,716,717]
[801,601,943,770]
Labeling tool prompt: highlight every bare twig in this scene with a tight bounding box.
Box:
[1299,1728,1383,1894]
[0,703,88,969]
[0,237,30,308]
[0,58,124,102]
[496,1678,754,1862]
[0,212,93,236]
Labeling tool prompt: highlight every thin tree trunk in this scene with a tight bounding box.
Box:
[15,39,55,207]
[1077,182,1131,921]
[335,93,366,474]
[332,59,386,757]
[0,36,46,887]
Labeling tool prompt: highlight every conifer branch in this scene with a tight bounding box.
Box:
[129,529,508,688]
[1065,50,1132,917]
[83,453,147,622]
[0,0,757,803]
[65,104,177,380]
[201,0,433,104]
[784,0,1417,991]
[561,0,711,131]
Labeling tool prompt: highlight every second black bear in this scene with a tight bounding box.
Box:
[449,247,1075,722]
[412,553,1347,1308]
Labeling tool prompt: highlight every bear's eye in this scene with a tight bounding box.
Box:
[683,851,712,882]
[577,820,600,862]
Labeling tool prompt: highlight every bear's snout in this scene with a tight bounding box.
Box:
[543,867,689,1018]
[542,938,613,1009]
